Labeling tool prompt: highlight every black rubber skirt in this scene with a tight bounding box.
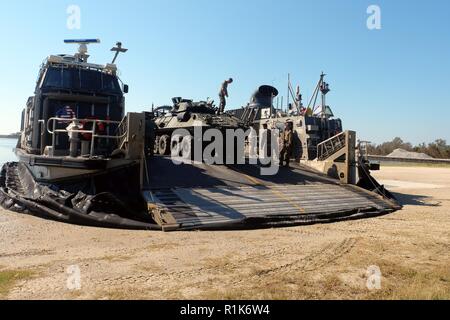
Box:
[0,162,161,230]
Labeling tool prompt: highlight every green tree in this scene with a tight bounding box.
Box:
[367,138,449,159]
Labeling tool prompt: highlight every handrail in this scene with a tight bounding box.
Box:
[317,131,346,148]
[317,131,346,161]
[46,117,125,157]
[116,115,129,150]
[46,117,121,135]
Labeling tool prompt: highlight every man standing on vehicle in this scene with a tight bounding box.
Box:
[218,78,233,114]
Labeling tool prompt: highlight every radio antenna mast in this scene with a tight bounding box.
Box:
[319,72,330,117]
[111,42,128,64]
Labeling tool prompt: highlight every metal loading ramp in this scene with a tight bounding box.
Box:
[143,157,400,231]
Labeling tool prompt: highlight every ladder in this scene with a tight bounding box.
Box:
[317,132,346,161]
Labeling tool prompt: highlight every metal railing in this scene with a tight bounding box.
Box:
[317,131,346,161]
[47,117,124,157]
[116,115,128,151]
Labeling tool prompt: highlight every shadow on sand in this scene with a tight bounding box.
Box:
[392,192,441,207]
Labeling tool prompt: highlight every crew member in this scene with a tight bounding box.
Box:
[280,121,294,168]
[260,121,272,160]
[218,78,233,113]
[55,105,76,148]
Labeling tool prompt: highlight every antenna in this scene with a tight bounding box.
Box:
[308,73,327,115]
[111,42,128,64]
[64,39,100,63]
[319,72,330,117]
[287,74,301,113]
[287,73,290,113]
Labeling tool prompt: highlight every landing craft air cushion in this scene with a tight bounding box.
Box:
[0,40,400,231]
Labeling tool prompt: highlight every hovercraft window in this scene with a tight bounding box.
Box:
[43,67,120,93]
[44,68,63,87]
[80,69,102,91]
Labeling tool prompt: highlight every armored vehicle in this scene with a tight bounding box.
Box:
[153,98,246,157]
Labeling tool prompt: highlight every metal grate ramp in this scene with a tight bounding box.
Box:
[144,183,398,231]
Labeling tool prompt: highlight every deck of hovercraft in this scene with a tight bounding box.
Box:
[143,157,400,231]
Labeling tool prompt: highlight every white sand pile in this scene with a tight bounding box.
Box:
[387,148,434,159]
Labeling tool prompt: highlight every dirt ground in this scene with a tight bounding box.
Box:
[1,166,449,300]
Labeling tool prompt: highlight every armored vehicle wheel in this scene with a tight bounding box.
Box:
[169,134,193,160]
[181,135,193,160]
[171,134,183,157]
[158,135,171,155]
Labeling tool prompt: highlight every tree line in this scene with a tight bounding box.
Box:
[367,137,450,159]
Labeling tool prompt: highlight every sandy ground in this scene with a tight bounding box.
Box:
[0,166,449,300]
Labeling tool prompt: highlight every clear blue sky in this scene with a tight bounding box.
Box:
[0,0,449,144]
